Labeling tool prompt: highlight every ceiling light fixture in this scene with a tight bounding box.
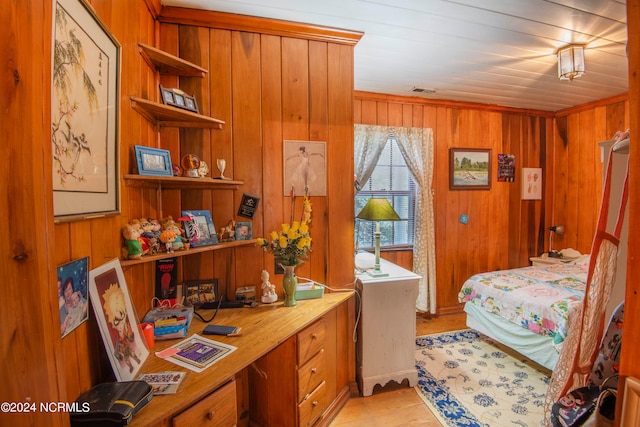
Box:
[411,87,436,94]
[557,45,585,81]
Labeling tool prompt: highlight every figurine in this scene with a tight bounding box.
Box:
[122,223,144,259]
[159,230,176,253]
[261,270,277,303]
[218,219,236,242]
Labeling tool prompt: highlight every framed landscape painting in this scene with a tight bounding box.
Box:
[449,148,492,190]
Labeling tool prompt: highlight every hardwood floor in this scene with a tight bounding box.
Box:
[330,312,467,427]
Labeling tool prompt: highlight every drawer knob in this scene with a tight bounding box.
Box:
[207,410,215,420]
[312,401,318,407]
[311,368,317,374]
[311,333,318,339]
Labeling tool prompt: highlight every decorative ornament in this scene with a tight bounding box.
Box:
[181,154,201,178]
[216,158,230,180]
[198,160,209,178]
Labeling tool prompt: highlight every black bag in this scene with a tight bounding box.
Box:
[70,381,153,426]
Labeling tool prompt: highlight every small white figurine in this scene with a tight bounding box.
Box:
[261,270,277,303]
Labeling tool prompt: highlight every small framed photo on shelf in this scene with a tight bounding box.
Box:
[159,85,199,114]
[181,210,218,247]
[183,279,219,307]
[235,222,252,240]
[134,145,173,176]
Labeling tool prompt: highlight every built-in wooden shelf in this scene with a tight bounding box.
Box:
[138,42,208,77]
[130,96,224,129]
[120,239,257,267]
[124,174,242,190]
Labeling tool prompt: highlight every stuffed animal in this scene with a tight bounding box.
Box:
[161,216,185,251]
[139,218,159,254]
[122,223,144,259]
[159,230,177,253]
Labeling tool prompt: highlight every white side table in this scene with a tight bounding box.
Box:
[529,253,571,266]
[355,252,420,397]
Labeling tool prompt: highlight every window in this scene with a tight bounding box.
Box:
[355,137,416,250]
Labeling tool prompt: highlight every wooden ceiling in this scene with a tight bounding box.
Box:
[161,0,628,112]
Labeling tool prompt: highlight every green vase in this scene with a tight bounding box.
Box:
[282,264,298,307]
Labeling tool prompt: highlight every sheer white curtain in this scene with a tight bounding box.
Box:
[354,124,389,192]
[393,127,436,313]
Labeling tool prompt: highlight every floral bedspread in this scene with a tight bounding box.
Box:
[458,263,587,346]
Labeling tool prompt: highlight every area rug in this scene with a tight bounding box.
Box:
[415,329,550,427]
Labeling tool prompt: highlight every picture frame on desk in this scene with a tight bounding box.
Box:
[135,145,173,176]
[89,258,149,381]
[181,210,218,247]
[184,279,219,306]
[52,0,121,222]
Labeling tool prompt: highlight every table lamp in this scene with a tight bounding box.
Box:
[548,224,565,258]
[356,198,401,277]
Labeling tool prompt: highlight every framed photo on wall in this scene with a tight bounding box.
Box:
[52,0,120,222]
[449,148,492,190]
[522,167,543,200]
[284,140,326,196]
[58,256,90,338]
[89,259,149,381]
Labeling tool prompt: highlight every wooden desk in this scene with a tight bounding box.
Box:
[131,292,354,426]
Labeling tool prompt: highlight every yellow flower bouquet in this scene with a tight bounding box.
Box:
[257,190,312,267]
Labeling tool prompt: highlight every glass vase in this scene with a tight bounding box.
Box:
[281,264,298,307]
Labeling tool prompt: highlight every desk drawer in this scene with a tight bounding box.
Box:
[297,318,326,365]
[298,380,326,427]
[297,348,326,401]
[173,380,237,427]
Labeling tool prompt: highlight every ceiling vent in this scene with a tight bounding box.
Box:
[411,87,436,94]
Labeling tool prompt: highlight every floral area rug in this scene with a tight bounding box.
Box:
[415,329,551,427]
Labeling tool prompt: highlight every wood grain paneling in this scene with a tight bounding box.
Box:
[355,91,628,314]
[6,1,640,426]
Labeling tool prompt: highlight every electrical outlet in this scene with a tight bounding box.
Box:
[274,258,284,274]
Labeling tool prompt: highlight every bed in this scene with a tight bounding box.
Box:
[458,258,590,370]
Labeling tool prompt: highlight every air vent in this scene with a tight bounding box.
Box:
[411,87,436,94]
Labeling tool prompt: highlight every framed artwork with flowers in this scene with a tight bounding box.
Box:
[52,0,120,222]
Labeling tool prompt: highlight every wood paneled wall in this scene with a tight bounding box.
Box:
[355,92,628,315]
[2,0,638,425]
[2,1,359,424]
